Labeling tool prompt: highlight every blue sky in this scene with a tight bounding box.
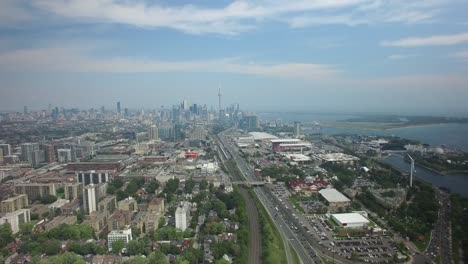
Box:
[0,0,468,114]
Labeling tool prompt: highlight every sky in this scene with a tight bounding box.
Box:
[0,0,468,115]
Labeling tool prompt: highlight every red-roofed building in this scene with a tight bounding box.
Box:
[289,178,329,195]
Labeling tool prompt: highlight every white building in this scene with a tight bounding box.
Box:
[107,228,133,251]
[0,209,31,234]
[83,184,103,214]
[175,202,191,231]
[319,188,351,207]
[331,213,370,229]
[57,149,72,163]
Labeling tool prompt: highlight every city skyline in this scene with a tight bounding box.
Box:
[1,1,468,114]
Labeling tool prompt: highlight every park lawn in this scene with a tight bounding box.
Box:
[413,232,431,252]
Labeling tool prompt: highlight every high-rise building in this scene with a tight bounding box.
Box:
[0,148,3,163]
[148,125,159,141]
[0,144,11,157]
[117,102,121,114]
[41,144,55,163]
[23,106,28,115]
[57,149,72,163]
[83,184,98,214]
[240,115,259,130]
[107,228,132,252]
[183,99,189,111]
[158,124,174,140]
[175,202,191,231]
[294,121,302,138]
[191,126,207,141]
[20,143,39,164]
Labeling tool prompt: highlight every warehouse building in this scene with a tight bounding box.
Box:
[331,213,370,229]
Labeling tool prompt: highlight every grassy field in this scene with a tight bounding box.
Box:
[413,232,431,252]
[290,245,301,264]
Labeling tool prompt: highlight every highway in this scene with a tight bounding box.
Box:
[217,130,336,264]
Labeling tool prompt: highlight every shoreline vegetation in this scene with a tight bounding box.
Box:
[320,121,466,131]
[313,115,468,131]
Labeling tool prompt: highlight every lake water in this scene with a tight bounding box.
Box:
[383,155,468,197]
[260,112,468,196]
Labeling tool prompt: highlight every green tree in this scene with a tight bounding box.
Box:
[44,239,61,255]
[39,252,85,264]
[147,252,168,264]
[0,224,14,248]
[126,240,145,256]
[19,222,35,236]
[111,239,125,254]
[40,194,58,204]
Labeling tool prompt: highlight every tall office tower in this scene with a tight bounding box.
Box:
[182,99,189,111]
[41,144,55,162]
[23,106,28,115]
[124,108,129,117]
[294,121,302,138]
[148,125,159,141]
[31,150,45,167]
[172,106,180,123]
[0,144,11,157]
[20,143,39,164]
[117,102,121,114]
[100,106,105,114]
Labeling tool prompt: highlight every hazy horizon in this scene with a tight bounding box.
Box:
[1,0,468,115]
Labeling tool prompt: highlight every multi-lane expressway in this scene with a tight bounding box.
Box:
[216,129,353,264]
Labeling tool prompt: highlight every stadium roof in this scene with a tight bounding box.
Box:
[319,188,350,203]
[332,213,370,225]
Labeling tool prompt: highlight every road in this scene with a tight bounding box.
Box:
[217,130,332,264]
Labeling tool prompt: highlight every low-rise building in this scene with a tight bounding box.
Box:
[331,213,370,229]
[107,228,132,252]
[1,195,28,213]
[118,197,138,212]
[0,209,31,234]
[319,188,351,207]
[14,183,56,201]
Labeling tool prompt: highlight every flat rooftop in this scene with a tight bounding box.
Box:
[319,188,350,203]
[248,132,278,140]
[332,213,370,224]
[271,138,301,143]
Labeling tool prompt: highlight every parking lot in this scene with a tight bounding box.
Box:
[305,214,399,263]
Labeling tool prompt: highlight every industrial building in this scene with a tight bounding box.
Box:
[331,213,370,229]
[271,139,312,151]
[319,188,351,207]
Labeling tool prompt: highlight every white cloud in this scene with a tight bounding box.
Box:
[387,54,420,60]
[382,32,468,47]
[450,50,468,59]
[0,47,337,79]
[0,0,449,35]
